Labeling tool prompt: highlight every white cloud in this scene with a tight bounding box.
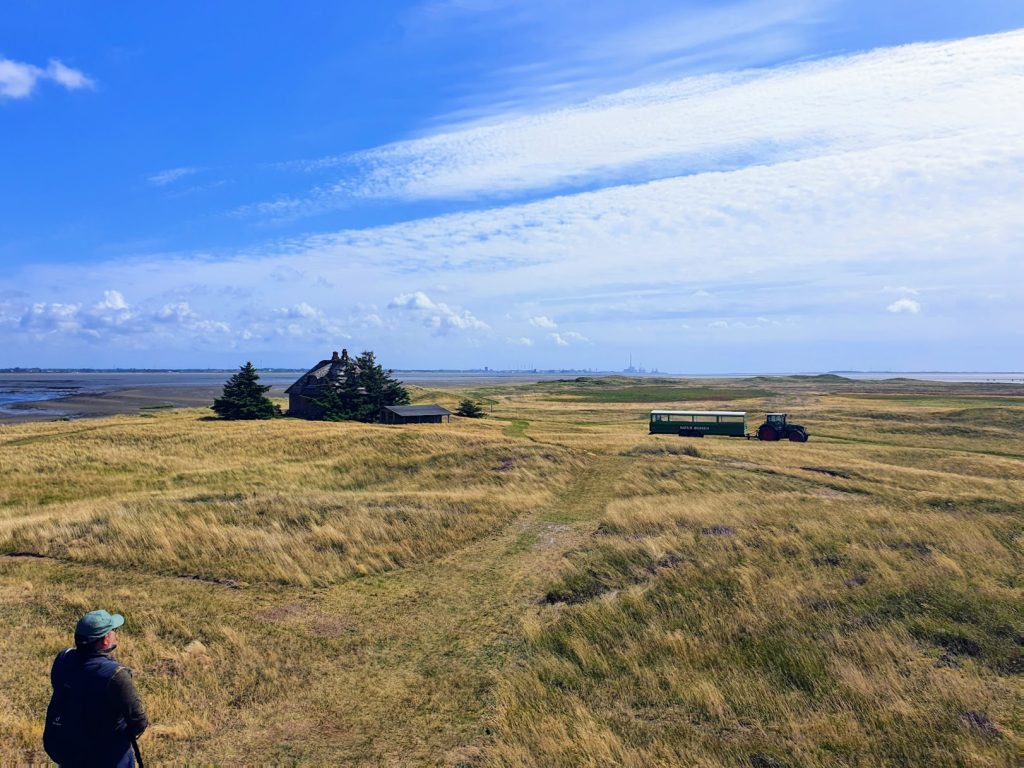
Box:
[0,60,39,99]
[405,0,830,119]
[276,302,321,320]
[45,59,94,90]
[549,331,588,346]
[887,298,921,314]
[19,302,86,336]
[148,168,199,187]
[529,315,557,329]
[389,291,490,334]
[234,302,349,341]
[508,336,534,346]
[0,57,94,100]
[97,290,129,311]
[12,292,234,344]
[247,29,1024,219]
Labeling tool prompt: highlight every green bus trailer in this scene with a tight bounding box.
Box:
[649,410,747,438]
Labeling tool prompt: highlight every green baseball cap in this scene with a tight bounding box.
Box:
[74,610,125,643]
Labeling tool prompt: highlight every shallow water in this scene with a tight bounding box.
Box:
[1,370,1021,414]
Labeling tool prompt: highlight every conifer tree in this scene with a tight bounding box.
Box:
[312,350,410,422]
[212,362,280,420]
[456,398,485,418]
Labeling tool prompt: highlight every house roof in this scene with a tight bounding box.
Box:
[382,404,452,417]
[285,350,349,395]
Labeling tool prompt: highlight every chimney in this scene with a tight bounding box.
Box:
[331,350,340,362]
[340,348,349,364]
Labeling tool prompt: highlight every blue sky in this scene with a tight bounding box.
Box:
[2,1,1023,371]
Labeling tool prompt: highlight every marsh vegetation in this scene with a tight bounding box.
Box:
[0,376,1020,765]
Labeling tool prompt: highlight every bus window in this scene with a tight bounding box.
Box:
[694,414,717,423]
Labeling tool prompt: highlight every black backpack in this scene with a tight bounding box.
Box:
[43,649,86,764]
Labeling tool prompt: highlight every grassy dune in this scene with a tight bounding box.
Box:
[0,378,1021,766]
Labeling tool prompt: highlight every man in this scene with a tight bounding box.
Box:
[44,610,149,767]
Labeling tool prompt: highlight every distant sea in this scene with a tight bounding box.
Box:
[1,370,1022,414]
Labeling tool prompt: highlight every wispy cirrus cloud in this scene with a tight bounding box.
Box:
[406,0,833,114]
[239,29,1024,222]
[8,102,1017,364]
[0,57,94,100]
[148,167,199,186]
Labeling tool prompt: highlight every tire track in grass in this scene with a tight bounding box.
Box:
[204,453,631,765]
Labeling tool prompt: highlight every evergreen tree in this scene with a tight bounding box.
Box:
[456,398,485,418]
[212,362,280,420]
[312,350,410,422]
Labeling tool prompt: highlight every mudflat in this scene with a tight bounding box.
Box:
[0,385,230,423]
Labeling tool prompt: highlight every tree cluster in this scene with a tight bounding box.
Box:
[312,350,410,422]
[212,362,281,420]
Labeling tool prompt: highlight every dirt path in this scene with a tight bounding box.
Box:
[205,453,629,765]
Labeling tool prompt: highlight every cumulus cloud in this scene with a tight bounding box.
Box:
[154,302,231,335]
[0,57,94,100]
[97,290,129,311]
[887,298,922,314]
[388,291,490,334]
[529,315,557,329]
[234,302,348,342]
[508,336,534,346]
[11,291,234,343]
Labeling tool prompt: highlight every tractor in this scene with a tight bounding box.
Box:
[757,413,809,442]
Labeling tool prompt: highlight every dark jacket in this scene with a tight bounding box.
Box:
[48,647,149,767]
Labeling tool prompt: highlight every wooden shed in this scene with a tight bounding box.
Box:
[381,404,452,425]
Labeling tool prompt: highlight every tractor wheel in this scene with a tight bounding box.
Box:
[757,424,779,441]
[788,429,808,443]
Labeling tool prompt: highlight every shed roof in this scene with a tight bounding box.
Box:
[383,405,453,417]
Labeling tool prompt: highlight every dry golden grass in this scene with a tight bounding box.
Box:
[0,378,1021,766]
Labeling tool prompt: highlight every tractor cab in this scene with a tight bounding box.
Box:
[757,412,809,442]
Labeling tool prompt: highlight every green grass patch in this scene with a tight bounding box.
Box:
[504,419,530,438]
